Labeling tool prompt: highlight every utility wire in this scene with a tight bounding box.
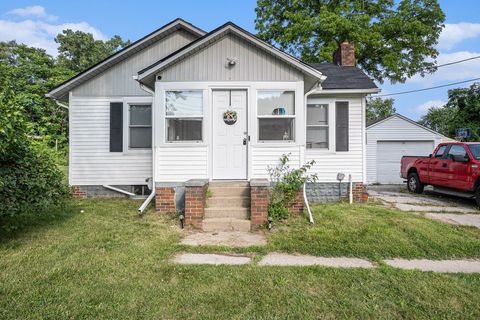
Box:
[375,77,480,97]
[435,55,480,68]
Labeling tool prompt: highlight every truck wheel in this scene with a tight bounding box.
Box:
[407,173,424,194]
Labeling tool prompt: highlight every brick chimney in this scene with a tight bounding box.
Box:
[333,41,355,66]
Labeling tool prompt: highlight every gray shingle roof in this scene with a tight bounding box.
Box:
[309,63,377,90]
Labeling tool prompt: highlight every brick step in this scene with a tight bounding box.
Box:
[207,196,250,208]
[204,207,249,219]
[208,186,250,197]
[202,218,251,232]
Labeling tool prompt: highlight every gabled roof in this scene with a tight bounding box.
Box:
[137,22,326,85]
[309,63,377,90]
[366,113,446,137]
[47,18,205,100]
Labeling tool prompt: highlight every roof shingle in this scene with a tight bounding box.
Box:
[309,63,377,90]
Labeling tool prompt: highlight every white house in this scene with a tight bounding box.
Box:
[366,113,449,184]
[47,19,379,226]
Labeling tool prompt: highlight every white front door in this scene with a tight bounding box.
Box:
[212,90,248,179]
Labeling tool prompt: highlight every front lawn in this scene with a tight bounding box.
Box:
[1,199,479,319]
[268,202,480,260]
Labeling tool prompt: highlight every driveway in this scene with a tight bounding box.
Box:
[368,184,480,229]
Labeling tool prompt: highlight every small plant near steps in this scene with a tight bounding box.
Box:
[202,181,251,232]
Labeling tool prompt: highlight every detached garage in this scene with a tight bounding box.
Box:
[366,114,448,184]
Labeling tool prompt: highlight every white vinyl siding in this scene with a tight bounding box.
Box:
[305,95,365,183]
[155,146,208,181]
[69,96,152,185]
[72,29,197,96]
[159,33,303,82]
[251,145,301,179]
[366,115,443,184]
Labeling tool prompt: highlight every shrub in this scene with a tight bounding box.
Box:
[267,154,317,221]
[0,89,68,225]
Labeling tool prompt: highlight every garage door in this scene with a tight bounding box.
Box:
[376,141,434,184]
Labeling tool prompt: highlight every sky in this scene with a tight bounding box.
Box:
[0,0,479,120]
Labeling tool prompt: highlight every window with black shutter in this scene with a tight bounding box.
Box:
[110,102,123,152]
[335,102,349,152]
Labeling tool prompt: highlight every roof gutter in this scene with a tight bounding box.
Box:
[53,99,69,109]
[309,88,380,95]
[135,76,157,214]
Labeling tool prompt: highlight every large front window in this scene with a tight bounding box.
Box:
[165,90,203,142]
[129,104,152,149]
[257,90,295,141]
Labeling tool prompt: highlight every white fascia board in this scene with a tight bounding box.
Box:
[138,24,325,82]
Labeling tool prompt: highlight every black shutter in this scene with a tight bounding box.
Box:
[336,102,349,151]
[110,102,123,152]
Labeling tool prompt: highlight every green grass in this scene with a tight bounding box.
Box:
[1,199,479,319]
[267,202,480,260]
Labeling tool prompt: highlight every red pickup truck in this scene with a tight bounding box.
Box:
[401,142,480,206]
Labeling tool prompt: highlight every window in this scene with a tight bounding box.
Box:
[306,104,328,148]
[468,144,480,160]
[257,90,295,141]
[434,145,447,158]
[129,104,151,149]
[447,145,468,159]
[165,90,203,142]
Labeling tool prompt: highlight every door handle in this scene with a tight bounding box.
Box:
[442,163,447,168]
[243,138,247,145]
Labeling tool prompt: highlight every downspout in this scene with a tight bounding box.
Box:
[102,185,136,196]
[303,80,324,225]
[136,77,156,214]
[54,99,69,109]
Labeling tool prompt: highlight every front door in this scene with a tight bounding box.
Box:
[212,90,248,179]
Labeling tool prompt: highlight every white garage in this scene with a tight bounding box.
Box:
[366,114,447,184]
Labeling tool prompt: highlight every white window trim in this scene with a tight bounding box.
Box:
[164,90,205,144]
[256,89,296,143]
[305,97,336,153]
[122,96,153,154]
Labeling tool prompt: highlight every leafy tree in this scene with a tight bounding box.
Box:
[0,88,67,224]
[419,83,480,140]
[366,97,396,123]
[255,0,445,83]
[55,29,130,73]
[0,41,72,149]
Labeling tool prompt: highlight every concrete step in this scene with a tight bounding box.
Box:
[204,207,249,219]
[207,196,250,208]
[202,218,251,232]
[209,181,249,187]
[208,186,250,197]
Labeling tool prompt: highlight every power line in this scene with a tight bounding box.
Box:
[375,77,480,97]
[436,55,480,68]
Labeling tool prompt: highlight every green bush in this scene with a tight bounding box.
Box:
[267,154,317,221]
[0,89,68,225]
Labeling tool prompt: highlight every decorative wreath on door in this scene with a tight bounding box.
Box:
[223,110,237,125]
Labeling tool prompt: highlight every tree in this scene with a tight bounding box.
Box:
[419,83,480,140]
[55,30,130,73]
[255,0,445,84]
[0,41,72,149]
[0,88,67,223]
[366,97,396,123]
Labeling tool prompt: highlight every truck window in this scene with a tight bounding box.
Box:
[434,145,447,158]
[447,145,467,159]
[468,144,480,160]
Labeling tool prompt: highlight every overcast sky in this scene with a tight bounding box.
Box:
[1,0,479,120]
